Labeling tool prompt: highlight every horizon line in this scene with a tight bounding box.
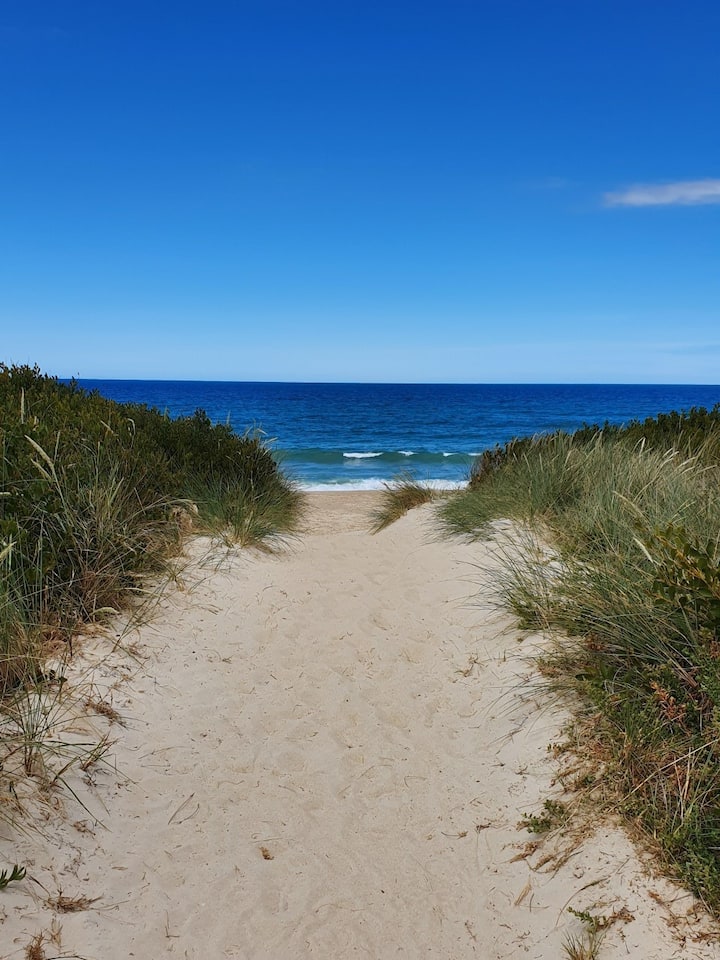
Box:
[64,377,720,388]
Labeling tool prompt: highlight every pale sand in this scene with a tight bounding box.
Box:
[2,493,719,958]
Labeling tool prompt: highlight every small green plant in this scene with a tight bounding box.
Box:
[0,863,26,889]
[562,905,633,960]
[521,798,567,834]
[567,907,606,932]
[563,908,605,959]
[562,927,602,960]
[648,523,720,639]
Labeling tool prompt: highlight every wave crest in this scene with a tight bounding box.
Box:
[300,478,468,492]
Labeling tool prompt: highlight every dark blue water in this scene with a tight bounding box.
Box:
[75,381,720,489]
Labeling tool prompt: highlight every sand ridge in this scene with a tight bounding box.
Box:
[2,495,719,958]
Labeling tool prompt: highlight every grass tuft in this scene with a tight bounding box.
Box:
[370,475,440,532]
[562,928,603,960]
[192,472,304,547]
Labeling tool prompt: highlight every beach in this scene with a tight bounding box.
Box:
[4,0,719,948]
[2,492,718,958]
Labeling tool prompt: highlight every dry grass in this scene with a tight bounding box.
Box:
[84,696,124,726]
[46,892,100,913]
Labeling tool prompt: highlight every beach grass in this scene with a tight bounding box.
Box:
[0,363,302,819]
[190,471,304,546]
[440,406,720,912]
[370,474,439,532]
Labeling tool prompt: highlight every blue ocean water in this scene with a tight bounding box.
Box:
[76,381,720,490]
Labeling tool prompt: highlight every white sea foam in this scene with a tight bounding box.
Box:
[398,450,415,456]
[300,479,468,492]
[343,452,382,459]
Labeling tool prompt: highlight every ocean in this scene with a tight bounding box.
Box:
[76,381,720,490]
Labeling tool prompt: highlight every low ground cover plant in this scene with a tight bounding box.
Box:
[441,406,720,913]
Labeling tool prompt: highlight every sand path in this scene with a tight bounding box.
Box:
[2,494,719,958]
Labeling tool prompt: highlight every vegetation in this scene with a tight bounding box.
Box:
[370,474,439,532]
[521,798,568,834]
[465,405,720,492]
[441,405,720,913]
[0,363,302,817]
[0,864,26,889]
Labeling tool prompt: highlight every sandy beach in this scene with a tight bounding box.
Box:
[2,492,719,959]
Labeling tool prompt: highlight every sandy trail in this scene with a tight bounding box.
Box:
[2,493,718,958]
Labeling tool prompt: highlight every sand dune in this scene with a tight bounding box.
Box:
[2,493,718,958]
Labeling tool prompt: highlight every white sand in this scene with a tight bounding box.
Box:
[2,492,719,958]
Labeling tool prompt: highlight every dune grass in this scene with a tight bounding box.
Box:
[0,363,303,822]
[440,407,720,913]
[370,475,441,532]
[190,472,303,546]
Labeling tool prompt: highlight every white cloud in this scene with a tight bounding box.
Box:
[604,178,720,207]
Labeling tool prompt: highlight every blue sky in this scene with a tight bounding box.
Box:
[1,0,719,382]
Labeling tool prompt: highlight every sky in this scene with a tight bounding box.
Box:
[1,0,719,383]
